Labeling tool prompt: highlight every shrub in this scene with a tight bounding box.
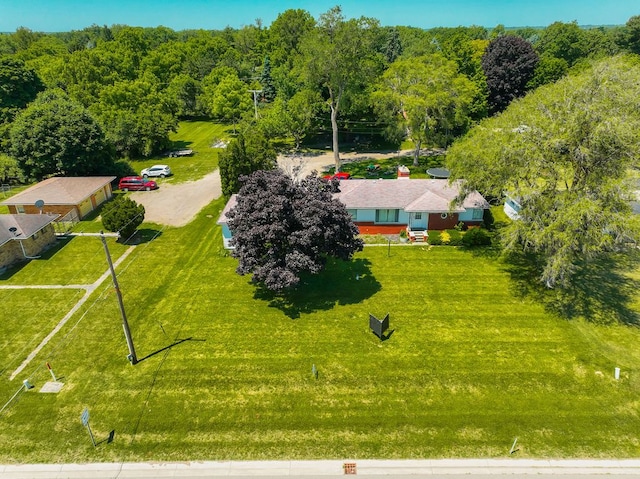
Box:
[101,196,145,241]
[428,230,442,245]
[446,229,463,246]
[462,227,492,247]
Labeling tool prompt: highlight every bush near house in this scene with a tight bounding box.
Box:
[427,228,487,246]
[462,227,492,246]
[101,196,145,241]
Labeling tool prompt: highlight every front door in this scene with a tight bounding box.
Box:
[410,212,427,229]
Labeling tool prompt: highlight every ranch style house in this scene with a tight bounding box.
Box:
[217,178,489,249]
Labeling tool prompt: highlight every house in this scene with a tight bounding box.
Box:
[0,214,58,272]
[217,179,489,249]
[335,179,488,236]
[217,195,238,249]
[503,194,522,220]
[0,176,116,221]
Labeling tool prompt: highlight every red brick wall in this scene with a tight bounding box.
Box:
[355,222,406,235]
[9,204,79,219]
[428,213,459,230]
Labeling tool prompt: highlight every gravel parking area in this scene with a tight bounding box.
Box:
[128,150,414,227]
[129,170,221,227]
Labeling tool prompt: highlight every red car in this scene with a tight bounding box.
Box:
[118,176,158,191]
[323,172,351,181]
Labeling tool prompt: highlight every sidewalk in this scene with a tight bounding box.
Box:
[3,459,640,478]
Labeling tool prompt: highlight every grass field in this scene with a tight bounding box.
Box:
[1,197,639,463]
[128,121,231,183]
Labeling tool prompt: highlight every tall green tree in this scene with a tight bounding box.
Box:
[0,56,44,125]
[617,15,640,54]
[299,6,382,172]
[536,21,587,67]
[447,55,640,288]
[91,76,177,158]
[218,130,276,197]
[258,90,323,149]
[373,54,477,165]
[201,68,252,125]
[267,9,315,67]
[10,89,114,180]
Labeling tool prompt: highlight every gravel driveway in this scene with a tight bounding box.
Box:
[129,170,222,227]
[127,150,416,227]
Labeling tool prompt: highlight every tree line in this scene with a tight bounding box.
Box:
[2,8,640,181]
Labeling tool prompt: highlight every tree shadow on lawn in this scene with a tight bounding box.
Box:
[120,228,163,245]
[253,258,381,319]
[501,250,640,326]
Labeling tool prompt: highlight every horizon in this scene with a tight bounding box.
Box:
[0,0,637,34]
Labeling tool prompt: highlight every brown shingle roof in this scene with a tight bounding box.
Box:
[0,177,115,206]
[216,194,238,224]
[0,214,58,247]
[334,179,489,212]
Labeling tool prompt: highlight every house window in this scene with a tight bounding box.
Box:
[32,231,38,240]
[347,209,357,220]
[17,205,24,213]
[376,209,399,223]
[414,212,422,220]
[472,209,484,220]
[440,213,448,219]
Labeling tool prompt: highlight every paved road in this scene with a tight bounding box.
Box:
[3,459,640,478]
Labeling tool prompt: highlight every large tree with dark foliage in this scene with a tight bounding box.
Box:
[482,35,539,114]
[10,89,114,180]
[227,169,363,291]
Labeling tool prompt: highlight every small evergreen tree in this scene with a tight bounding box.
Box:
[218,130,276,197]
[384,28,403,64]
[259,56,276,102]
[101,196,145,241]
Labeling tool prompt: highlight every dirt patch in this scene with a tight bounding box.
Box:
[277,150,416,177]
[129,171,221,227]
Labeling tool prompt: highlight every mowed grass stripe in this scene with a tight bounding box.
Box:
[0,289,85,379]
[0,200,639,461]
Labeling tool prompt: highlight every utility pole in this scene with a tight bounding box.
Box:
[248,89,262,119]
[100,231,137,365]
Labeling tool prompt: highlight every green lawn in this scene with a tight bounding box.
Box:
[0,199,639,462]
[127,121,231,183]
[0,236,129,285]
[0,184,32,214]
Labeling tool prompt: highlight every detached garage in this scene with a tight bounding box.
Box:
[0,176,116,221]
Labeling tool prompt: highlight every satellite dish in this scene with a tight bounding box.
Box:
[9,227,17,233]
[35,199,45,212]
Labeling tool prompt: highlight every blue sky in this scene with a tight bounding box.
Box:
[1,0,638,32]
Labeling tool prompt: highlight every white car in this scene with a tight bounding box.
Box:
[141,165,172,178]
